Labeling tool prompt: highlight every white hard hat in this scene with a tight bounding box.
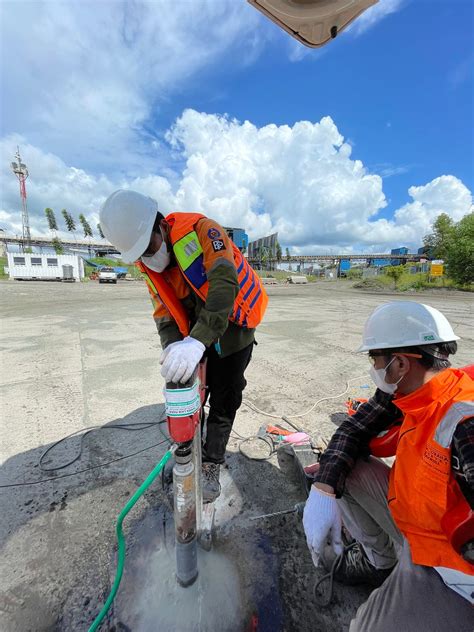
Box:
[247,0,377,49]
[357,301,460,353]
[100,189,161,263]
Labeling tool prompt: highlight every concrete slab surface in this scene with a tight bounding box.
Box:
[1,279,472,631]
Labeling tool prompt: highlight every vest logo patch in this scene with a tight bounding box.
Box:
[423,445,449,470]
[207,228,221,240]
[211,239,226,252]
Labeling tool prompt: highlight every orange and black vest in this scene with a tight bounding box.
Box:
[138,212,268,337]
[388,368,474,573]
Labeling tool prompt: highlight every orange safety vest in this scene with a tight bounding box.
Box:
[137,261,191,336]
[388,368,474,573]
[138,213,268,337]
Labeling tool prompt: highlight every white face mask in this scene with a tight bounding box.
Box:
[369,356,403,395]
[141,241,170,273]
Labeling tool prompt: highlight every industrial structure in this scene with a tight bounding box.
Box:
[10,147,31,251]
[1,227,249,257]
[1,231,428,273]
[265,250,426,267]
[248,232,279,261]
[223,227,248,252]
[0,233,119,257]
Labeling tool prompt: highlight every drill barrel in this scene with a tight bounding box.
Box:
[173,442,198,587]
[165,362,207,588]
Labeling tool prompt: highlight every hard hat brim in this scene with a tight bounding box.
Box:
[356,335,460,354]
[119,224,154,264]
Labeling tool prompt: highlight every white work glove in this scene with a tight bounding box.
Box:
[303,486,343,567]
[160,336,205,384]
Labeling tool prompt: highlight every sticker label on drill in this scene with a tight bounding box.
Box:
[165,382,200,417]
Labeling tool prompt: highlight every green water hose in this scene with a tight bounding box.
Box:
[88,447,174,632]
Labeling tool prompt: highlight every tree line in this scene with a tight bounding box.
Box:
[422,212,474,285]
[362,212,473,288]
[44,208,105,254]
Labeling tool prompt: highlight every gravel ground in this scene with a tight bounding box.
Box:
[1,279,472,631]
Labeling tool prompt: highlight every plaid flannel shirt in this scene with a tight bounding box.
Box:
[314,388,474,506]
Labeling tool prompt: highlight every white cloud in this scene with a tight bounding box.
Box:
[0,0,262,175]
[166,110,385,246]
[393,176,473,230]
[376,163,411,178]
[288,40,312,63]
[1,112,472,252]
[0,133,178,239]
[0,134,115,238]
[349,0,405,36]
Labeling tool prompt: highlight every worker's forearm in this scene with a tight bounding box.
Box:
[190,260,239,347]
[157,319,182,349]
[314,390,400,497]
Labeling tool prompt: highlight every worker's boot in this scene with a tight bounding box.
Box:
[201,462,221,503]
[324,542,395,587]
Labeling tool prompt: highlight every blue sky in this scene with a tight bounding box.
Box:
[1,0,473,252]
[155,0,473,216]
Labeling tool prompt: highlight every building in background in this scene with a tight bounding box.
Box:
[224,227,248,252]
[248,233,278,259]
[6,253,84,281]
[248,232,279,269]
[390,247,409,255]
[370,258,391,267]
[390,246,409,265]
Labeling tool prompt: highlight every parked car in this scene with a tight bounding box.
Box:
[98,267,118,284]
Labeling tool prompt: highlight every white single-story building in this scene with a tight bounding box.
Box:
[5,253,85,281]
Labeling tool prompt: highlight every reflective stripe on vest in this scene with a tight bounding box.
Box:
[173,231,208,290]
[174,231,203,270]
[434,401,474,448]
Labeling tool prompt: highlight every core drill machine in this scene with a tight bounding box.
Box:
[165,361,207,587]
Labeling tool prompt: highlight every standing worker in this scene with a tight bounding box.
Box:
[100,190,268,502]
[303,301,474,631]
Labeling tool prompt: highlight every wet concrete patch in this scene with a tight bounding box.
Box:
[109,457,369,632]
[112,505,285,632]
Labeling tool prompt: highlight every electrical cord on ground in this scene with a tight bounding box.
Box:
[313,542,357,607]
[0,418,175,628]
[229,428,250,440]
[39,420,168,472]
[236,374,369,461]
[241,374,368,420]
[0,438,171,489]
[88,446,175,632]
[238,433,276,461]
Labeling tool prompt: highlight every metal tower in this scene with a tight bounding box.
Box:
[11,147,31,251]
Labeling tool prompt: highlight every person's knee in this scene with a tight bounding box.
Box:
[209,385,245,415]
[344,456,390,498]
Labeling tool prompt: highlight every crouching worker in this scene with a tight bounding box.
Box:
[100,190,268,502]
[303,301,474,631]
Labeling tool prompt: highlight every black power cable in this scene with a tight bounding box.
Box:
[0,421,171,489]
[39,420,168,472]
